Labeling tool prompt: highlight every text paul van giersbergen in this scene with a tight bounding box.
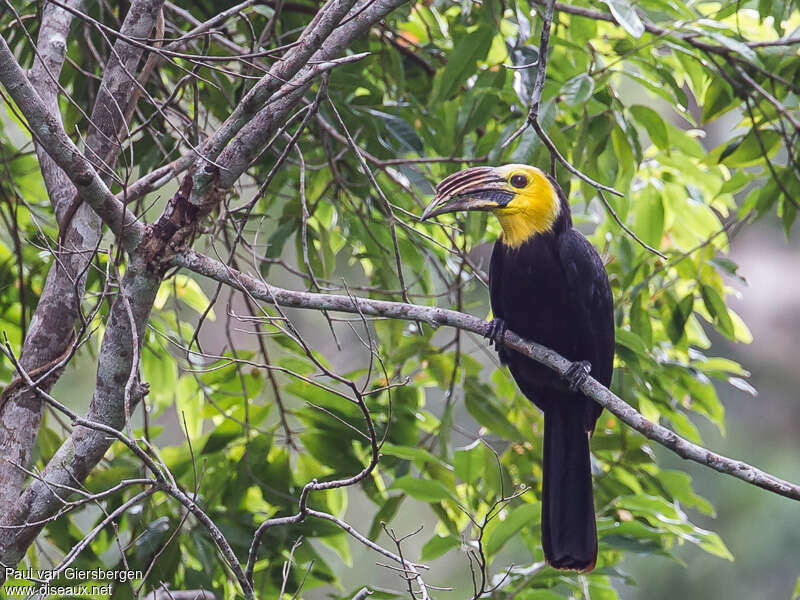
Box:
[5,568,143,583]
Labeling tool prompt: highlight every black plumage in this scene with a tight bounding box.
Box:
[421,165,615,571]
[488,179,614,571]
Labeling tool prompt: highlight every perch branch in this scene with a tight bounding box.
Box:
[172,248,800,503]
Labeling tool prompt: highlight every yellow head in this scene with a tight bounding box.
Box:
[420,164,562,248]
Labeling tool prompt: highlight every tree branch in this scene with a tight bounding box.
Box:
[194,0,409,201]
[0,0,93,518]
[0,0,167,519]
[0,34,144,249]
[0,253,161,577]
[189,0,361,197]
[171,248,800,503]
[84,0,166,176]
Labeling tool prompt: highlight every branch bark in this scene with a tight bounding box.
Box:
[0,0,164,521]
[84,0,166,175]
[201,0,409,197]
[189,0,361,198]
[0,0,410,577]
[0,34,143,248]
[0,0,89,517]
[171,248,800,503]
[0,254,160,579]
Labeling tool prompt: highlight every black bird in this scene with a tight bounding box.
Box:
[421,164,614,571]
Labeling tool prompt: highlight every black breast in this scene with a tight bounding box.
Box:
[492,234,580,360]
[489,228,614,422]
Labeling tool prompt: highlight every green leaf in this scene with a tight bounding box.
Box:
[629,295,653,347]
[175,376,202,439]
[389,475,455,503]
[561,73,595,105]
[702,78,735,123]
[616,327,649,355]
[420,534,460,560]
[454,440,488,484]
[134,517,171,563]
[792,576,800,600]
[697,530,734,561]
[718,129,781,167]
[632,186,664,247]
[367,109,423,154]
[430,25,494,105]
[516,589,567,600]
[658,470,714,515]
[464,377,522,441]
[381,443,449,469]
[664,293,694,344]
[781,196,797,238]
[173,275,214,318]
[201,419,243,454]
[719,170,751,194]
[588,579,622,600]
[320,532,353,567]
[368,495,405,540]
[484,502,540,556]
[630,105,669,151]
[262,220,296,276]
[705,31,762,65]
[604,0,645,38]
[700,285,735,339]
[252,5,274,17]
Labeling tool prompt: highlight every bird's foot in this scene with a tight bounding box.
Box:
[485,318,508,348]
[564,360,592,391]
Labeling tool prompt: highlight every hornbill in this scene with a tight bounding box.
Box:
[420,164,614,571]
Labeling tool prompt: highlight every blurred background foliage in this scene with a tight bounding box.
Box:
[0,0,799,597]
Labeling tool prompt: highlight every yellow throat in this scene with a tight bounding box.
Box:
[492,165,561,248]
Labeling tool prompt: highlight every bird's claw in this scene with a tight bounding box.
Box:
[485,318,507,348]
[565,360,591,391]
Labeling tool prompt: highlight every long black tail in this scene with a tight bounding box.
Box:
[541,402,597,571]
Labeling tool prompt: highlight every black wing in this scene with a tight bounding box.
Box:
[488,241,510,365]
[556,229,615,391]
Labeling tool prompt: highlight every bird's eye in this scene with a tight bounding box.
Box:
[510,174,528,189]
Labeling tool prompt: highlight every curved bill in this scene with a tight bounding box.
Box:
[420,167,514,221]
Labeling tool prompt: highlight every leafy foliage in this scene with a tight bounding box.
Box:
[0,0,798,598]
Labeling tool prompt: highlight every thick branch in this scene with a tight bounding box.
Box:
[0,254,161,576]
[172,248,800,503]
[0,0,104,519]
[189,0,360,198]
[204,0,408,199]
[0,0,167,518]
[0,34,144,249]
[84,0,166,175]
[27,0,83,217]
[201,0,358,161]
